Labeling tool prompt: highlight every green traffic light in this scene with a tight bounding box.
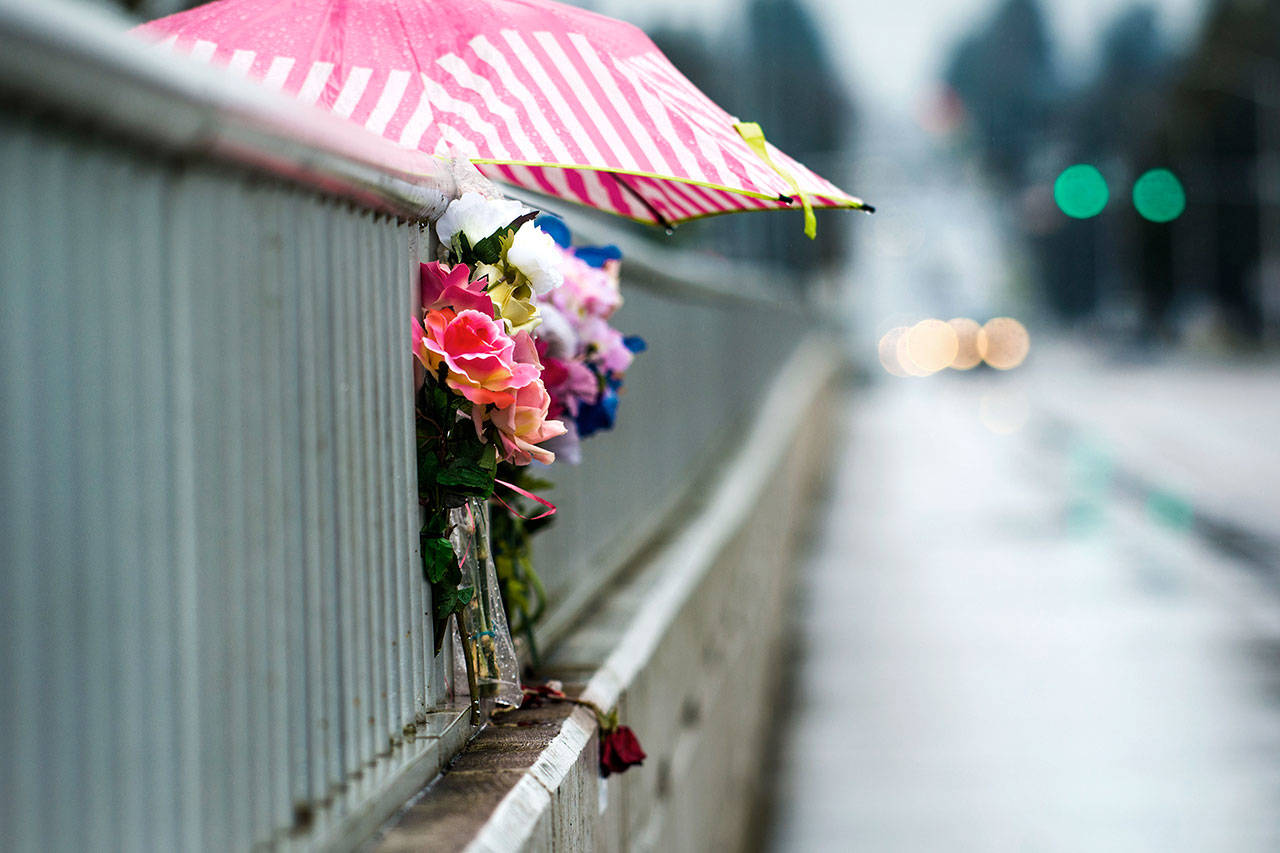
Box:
[1053,164,1109,219]
[1133,169,1186,223]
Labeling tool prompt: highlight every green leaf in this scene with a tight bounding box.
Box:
[422,536,455,584]
[480,442,498,476]
[434,592,454,621]
[417,451,440,489]
[421,506,449,538]
[437,458,495,497]
[430,384,450,414]
[448,425,485,458]
[469,232,503,265]
[435,585,474,620]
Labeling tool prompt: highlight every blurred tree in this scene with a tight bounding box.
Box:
[944,0,1057,187]
[1078,5,1169,157]
[651,0,859,276]
[1159,0,1280,343]
[741,0,855,270]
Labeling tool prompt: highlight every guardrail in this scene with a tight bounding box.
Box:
[0,2,812,850]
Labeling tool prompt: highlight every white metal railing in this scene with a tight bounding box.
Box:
[0,2,816,850]
[0,2,471,849]
[0,108,466,850]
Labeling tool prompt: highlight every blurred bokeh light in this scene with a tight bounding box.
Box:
[977,317,1031,370]
[1053,164,1109,219]
[947,318,984,369]
[877,326,913,377]
[906,318,960,373]
[1132,168,1186,223]
[895,330,933,377]
[879,318,1033,376]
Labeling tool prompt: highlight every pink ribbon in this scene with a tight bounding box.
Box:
[493,478,557,521]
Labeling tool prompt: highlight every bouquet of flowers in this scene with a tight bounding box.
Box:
[413,192,566,708]
[412,193,643,716]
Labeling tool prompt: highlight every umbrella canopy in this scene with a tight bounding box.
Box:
[137,0,868,233]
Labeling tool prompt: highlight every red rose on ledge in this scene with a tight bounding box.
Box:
[600,725,646,777]
[514,683,646,778]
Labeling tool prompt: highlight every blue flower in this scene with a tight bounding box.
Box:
[573,244,623,268]
[576,374,623,438]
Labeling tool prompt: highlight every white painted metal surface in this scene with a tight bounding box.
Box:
[0,110,456,850]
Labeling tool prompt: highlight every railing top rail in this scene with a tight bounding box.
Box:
[0,0,458,222]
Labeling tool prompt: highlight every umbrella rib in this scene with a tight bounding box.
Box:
[612,174,675,233]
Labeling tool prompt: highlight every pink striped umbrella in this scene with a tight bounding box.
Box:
[136,0,869,235]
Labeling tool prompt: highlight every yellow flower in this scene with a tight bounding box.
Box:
[488,279,541,334]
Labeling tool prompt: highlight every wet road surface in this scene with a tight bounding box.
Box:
[767,367,1280,852]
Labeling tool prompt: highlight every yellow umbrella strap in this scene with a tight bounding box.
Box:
[733,121,816,239]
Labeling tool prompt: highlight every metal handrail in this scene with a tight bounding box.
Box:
[0,0,458,222]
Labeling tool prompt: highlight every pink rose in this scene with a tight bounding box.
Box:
[489,379,567,466]
[414,308,538,407]
[420,261,494,317]
[468,330,566,465]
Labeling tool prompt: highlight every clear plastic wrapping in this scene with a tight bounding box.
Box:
[448,497,522,711]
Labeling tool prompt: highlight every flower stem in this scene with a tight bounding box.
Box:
[456,611,482,726]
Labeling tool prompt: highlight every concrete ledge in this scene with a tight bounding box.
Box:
[369,336,846,851]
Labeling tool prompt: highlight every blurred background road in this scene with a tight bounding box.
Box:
[764,355,1280,851]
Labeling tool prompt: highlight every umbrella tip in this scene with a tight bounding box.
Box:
[861,204,877,214]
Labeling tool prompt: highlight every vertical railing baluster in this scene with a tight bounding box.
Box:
[373,217,395,752]
[230,179,263,852]
[389,223,415,736]
[0,118,40,853]
[317,205,346,808]
[384,220,402,739]
[34,139,87,853]
[284,194,315,828]
[260,190,295,839]
[404,225,430,717]
[337,210,363,786]
[165,173,207,852]
[358,216,386,769]
[297,198,326,815]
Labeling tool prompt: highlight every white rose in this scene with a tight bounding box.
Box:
[505,223,564,295]
[435,192,528,249]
